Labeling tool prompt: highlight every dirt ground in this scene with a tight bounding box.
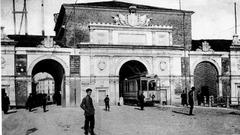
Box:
[2,105,240,135]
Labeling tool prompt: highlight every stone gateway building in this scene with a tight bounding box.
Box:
[1,1,240,107]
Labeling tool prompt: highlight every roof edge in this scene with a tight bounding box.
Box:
[62,1,194,14]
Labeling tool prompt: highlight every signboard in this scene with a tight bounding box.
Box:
[70,55,80,75]
[15,55,27,76]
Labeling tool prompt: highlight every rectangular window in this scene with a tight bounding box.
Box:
[155,32,171,46]
[118,33,147,45]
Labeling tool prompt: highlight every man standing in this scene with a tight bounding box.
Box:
[188,87,195,115]
[80,88,95,135]
[42,93,47,112]
[2,93,10,114]
[26,93,33,112]
[104,95,110,111]
[181,90,187,106]
[138,91,145,110]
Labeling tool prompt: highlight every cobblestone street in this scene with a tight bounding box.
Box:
[2,105,240,135]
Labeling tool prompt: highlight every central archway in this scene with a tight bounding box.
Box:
[119,60,148,103]
[194,61,219,103]
[31,59,65,106]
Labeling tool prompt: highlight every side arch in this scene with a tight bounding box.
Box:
[191,58,221,76]
[28,55,69,76]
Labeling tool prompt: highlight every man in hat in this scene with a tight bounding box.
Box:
[80,88,95,135]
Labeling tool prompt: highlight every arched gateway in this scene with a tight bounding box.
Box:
[28,55,68,106]
[31,59,65,105]
[119,60,148,104]
[194,61,219,102]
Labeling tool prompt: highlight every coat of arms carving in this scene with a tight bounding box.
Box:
[196,41,214,52]
[112,6,151,27]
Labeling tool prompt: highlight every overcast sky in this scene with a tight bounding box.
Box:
[1,0,240,39]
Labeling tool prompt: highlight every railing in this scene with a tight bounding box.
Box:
[200,96,240,108]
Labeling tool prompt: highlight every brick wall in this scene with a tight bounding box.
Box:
[64,7,192,48]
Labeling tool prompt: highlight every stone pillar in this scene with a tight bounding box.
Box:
[219,78,222,97]
[203,96,207,106]
[27,77,32,95]
[65,76,70,107]
[115,78,119,105]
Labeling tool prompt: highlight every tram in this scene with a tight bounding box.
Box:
[120,75,161,105]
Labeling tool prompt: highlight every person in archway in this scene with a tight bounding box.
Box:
[80,88,95,135]
[104,95,110,111]
[197,90,202,106]
[2,92,10,114]
[56,91,61,105]
[188,87,195,115]
[26,93,33,112]
[42,93,47,112]
[181,90,187,106]
[138,91,145,110]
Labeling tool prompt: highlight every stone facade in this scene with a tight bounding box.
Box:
[2,1,240,107]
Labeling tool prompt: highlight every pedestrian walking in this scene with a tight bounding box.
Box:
[138,91,145,110]
[181,90,187,106]
[104,95,110,111]
[42,93,47,112]
[80,88,96,135]
[26,93,33,112]
[188,87,195,115]
[2,93,10,114]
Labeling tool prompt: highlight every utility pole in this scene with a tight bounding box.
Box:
[179,0,182,10]
[41,0,45,36]
[234,2,237,35]
[13,0,16,35]
[12,0,28,35]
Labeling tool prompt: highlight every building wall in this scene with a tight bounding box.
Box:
[1,44,16,106]
[230,47,240,104]
[76,47,184,105]
[63,6,192,49]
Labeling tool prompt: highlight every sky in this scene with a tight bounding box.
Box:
[1,0,240,39]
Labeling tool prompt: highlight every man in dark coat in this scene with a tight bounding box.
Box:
[42,93,47,112]
[26,93,33,112]
[188,87,195,115]
[181,90,187,106]
[2,93,10,114]
[80,88,95,135]
[104,95,110,111]
[138,91,145,110]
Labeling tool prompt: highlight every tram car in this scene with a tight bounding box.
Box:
[120,75,160,106]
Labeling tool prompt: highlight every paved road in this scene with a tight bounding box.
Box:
[2,105,240,135]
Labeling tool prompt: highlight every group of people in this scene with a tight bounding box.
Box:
[26,93,48,112]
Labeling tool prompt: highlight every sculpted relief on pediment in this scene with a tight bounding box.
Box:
[112,6,152,27]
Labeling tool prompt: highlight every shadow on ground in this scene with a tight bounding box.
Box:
[6,110,17,114]
[26,128,38,135]
[172,110,192,116]
[134,108,144,111]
